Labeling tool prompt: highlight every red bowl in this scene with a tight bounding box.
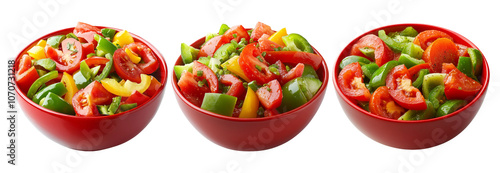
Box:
[333,23,490,149]
[14,27,168,151]
[173,36,329,151]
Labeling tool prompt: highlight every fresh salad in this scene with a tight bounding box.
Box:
[338,26,483,120]
[15,22,162,117]
[175,22,324,118]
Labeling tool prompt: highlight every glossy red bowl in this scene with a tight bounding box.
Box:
[333,24,490,149]
[173,37,329,151]
[14,27,167,151]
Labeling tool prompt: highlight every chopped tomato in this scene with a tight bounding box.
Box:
[125,90,150,106]
[192,61,219,93]
[124,42,159,74]
[47,38,83,74]
[338,62,371,102]
[264,108,280,117]
[73,22,101,44]
[113,48,144,83]
[413,30,453,50]
[15,55,39,93]
[422,38,459,73]
[456,43,469,57]
[85,56,109,67]
[220,74,245,97]
[256,79,282,110]
[178,71,210,106]
[281,63,304,85]
[250,22,275,42]
[263,51,322,70]
[239,43,278,85]
[199,35,230,57]
[143,76,162,97]
[407,63,430,81]
[350,34,394,66]
[369,86,406,119]
[222,25,250,42]
[442,63,482,100]
[386,65,427,110]
[258,34,283,52]
[72,81,113,117]
[81,42,95,58]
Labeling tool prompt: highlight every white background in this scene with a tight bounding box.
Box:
[1,0,499,172]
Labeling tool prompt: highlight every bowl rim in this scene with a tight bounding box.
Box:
[172,32,329,122]
[14,25,168,120]
[333,23,490,123]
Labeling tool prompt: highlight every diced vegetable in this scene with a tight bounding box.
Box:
[200,93,237,117]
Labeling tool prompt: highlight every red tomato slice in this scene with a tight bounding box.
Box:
[350,34,394,67]
[220,74,245,97]
[250,22,275,42]
[178,71,210,107]
[113,48,144,83]
[15,55,39,93]
[47,38,83,74]
[258,34,283,52]
[256,79,283,110]
[223,25,250,42]
[442,63,482,100]
[338,62,371,102]
[456,43,469,57]
[192,61,219,93]
[413,30,453,50]
[369,86,405,119]
[81,42,95,58]
[264,108,280,117]
[73,22,101,45]
[124,42,159,74]
[239,43,278,85]
[72,81,113,117]
[407,63,430,81]
[263,51,322,70]
[199,35,230,57]
[85,56,109,67]
[422,38,459,73]
[125,90,150,106]
[386,65,426,110]
[281,63,304,85]
[143,76,162,97]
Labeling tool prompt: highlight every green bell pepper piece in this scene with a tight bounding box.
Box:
[74,71,92,90]
[40,92,75,115]
[94,54,114,81]
[457,56,478,81]
[200,93,237,116]
[398,53,425,69]
[94,34,117,55]
[302,64,319,79]
[428,85,446,109]
[97,105,109,115]
[66,33,79,41]
[248,80,261,91]
[357,101,370,112]
[358,47,375,59]
[422,73,446,99]
[378,30,408,53]
[282,33,314,53]
[27,70,58,99]
[90,66,101,79]
[174,63,194,80]
[32,82,67,104]
[361,63,379,80]
[35,58,56,71]
[340,56,372,69]
[279,78,308,113]
[46,35,66,48]
[402,43,424,59]
[214,43,236,63]
[399,27,418,37]
[181,43,200,64]
[467,48,483,76]
[101,28,116,40]
[300,77,322,100]
[412,69,430,89]
[198,57,210,66]
[436,100,467,117]
[369,61,398,90]
[219,24,230,35]
[119,103,137,112]
[107,96,122,115]
[205,33,218,43]
[80,61,92,80]
[36,69,47,77]
[399,100,435,120]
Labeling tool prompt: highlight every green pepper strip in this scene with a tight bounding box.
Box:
[97,105,109,115]
[412,69,430,89]
[402,43,424,59]
[35,58,56,71]
[101,28,116,39]
[94,34,117,55]
[457,56,478,81]
[119,103,137,112]
[200,93,237,117]
[66,33,79,41]
[94,54,114,81]
[32,82,67,104]
[219,24,230,35]
[73,71,92,90]
[80,61,92,80]
[399,27,418,37]
[369,61,398,90]
[46,35,66,48]
[40,92,75,115]
[399,100,435,120]
[437,100,467,117]
[107,96,122,115]
[278,77,308,113]
[378,30,407,52]
[358,47,374,59]
[214,43,236,63]
[467,48,483,76]
[340,55,372,69]
[302,64,319,79]
[398,53,425,69]
[428,85,445,110]
[361,63,379,80]
[248,81,261,91]
[181,43,200,64]
[282,33,314,53]
[27,71,58,99]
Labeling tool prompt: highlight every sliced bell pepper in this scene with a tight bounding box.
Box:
[398,100,435,121]
[66,33,79,40]
[200,93,237,116]
[359,47,375,59]
[101,28,116,40]
[35,58,56,71]
[378,30,413,53]
[278,77,308,113]
[181,43,200,64]
[40,92,75,115]
[412,69,430,89]
[239,87,260,118]
[27,70,58,99]
[457,56,478,81]
[32,82,67,104]
[422,73,446,99]
[46,35,66,48]
[223,56,251,82]
[106,96,121,115]
[80,60,92,80]
[247,80,261,92]
[361,63,379,80]
[94,34,117,55]
[302,64,319,79]
[398,53,425,69]
[112,30,134,47]
[93,53,114,81]
[399,27,419,37]
[174,63,194,80]
[27,45,46,60]
[101,74,151,97]
[436,100,467,117]
[97,105,109,115]
[268,28,287,47]
[467,48,483,75]
[218,24,230,35]
[214,43,237,63]
[368,60,398,90]
[281,33,314,53]
[73,71,92,90]
[340,55,371,69]
[36,39,46,47]
[125,48,142,64]
[402,43,424,59]
[428,85,446,109]
[119,103,137,112]
[61,72,78,104]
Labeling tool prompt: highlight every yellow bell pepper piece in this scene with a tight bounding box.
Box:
[27,46,46,60]
[268,28,287,47]
[101,74,151,97]
[239,88,259,118]
[119,79,126,85]
[223,56,250,82]
[112,30,134,47]
[61,72,78,104]
[36,39,47,47]
[125,48,141,64]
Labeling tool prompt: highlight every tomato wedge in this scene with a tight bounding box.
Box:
[422,38,459,73]
[442,63,482,100]
[239,43,278,85]
[125,90,150,106]
[338,62,371,101]
[258,34,283,52]
[250,22,275,41]
[413,30,453,50]
[369,86,406,119]
[199,35,230,57]
[113,48,144,83]
[263,51,322,70]
[47,38,83,74]
[143,76,162,97]
[281,63,305,85]
[456,43,469,57]
[178,71,210,107]
[407,63,430,81]
[193,61,219,93]
[386,65,427,110]
[72,81,113,117]
[81,42,95,58]
[124,42,159,74]
[15,55,39,93]
[220,74,245,98]
[256,79,282,110]
[223,25,250,42]
[350,34,394,66]
[73,22,101,44]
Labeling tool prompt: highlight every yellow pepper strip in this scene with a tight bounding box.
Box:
[27,46,46,60]
[119,79,126,85]
[61,72,78,104]
[268,28,287,47]
[36,39,47,47]
[125,48,141,64]
[112,30,134,47]
[101,74,151,97]
[223,56,250,82]
[239,88,259,118]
